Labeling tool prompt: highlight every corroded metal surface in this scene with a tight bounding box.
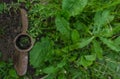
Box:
[13,8,34,76]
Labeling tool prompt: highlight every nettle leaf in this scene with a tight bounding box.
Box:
[62,0,88,16]
[71,29,80,43]
[93,9,114,34]
[93,40,103,59]
[78,36,95,49]
[30,37,53,68]
[62,36,94,52]
[100,37,120,52]
[55,16,71,39]
[94,9,114,27]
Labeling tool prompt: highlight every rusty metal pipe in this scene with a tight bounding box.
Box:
[13,8,34,76]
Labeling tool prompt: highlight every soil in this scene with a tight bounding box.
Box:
[0,10,21,61]
[0,0,17,3]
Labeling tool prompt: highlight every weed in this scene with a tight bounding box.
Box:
[0,0,120,78]
[28,0,120,78]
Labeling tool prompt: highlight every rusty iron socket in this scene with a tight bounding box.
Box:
[13,8,34,76]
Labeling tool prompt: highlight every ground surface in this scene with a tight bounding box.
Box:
[0,10,21,61]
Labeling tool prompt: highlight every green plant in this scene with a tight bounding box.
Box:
[28,0,120,78]
[0,2,20,14]
[0,53,19,79]
[0,0,120,78]
[0,52,32,79]
[0,3,6,14]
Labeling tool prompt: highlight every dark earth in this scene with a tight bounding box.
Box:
[0,9,21,61]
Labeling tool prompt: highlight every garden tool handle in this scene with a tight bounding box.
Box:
[14,51,28,76]
[20,8,28,33]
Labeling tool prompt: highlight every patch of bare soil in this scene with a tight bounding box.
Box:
[0,10,21,61]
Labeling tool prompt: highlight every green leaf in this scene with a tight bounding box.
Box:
[78,36,95,48]
[9,69,18,78]
[57,61,66,68]
[72,72,81,79]
[93,9,114,34]
[43,66,57,74]
[62,36,94,52]
[71,29,80,43]
[0,3,4,14]
[76,53,97,67]
[30,37,53,68]
[58,74,66,79]
[73,22,87,31]
[93,40,103,59]
[55,16,71,39]
[79,56,93,67]
[84,55,96,61]
[100,37,120,52]
[0,61,6,68]
[101,27,113,37]
[94,9,114,27]
[113,23,120,35]
[78,55,96,67]
[62,0,88,16]
[114,36,120,46]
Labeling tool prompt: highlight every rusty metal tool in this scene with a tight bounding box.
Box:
[13,8,34,76]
